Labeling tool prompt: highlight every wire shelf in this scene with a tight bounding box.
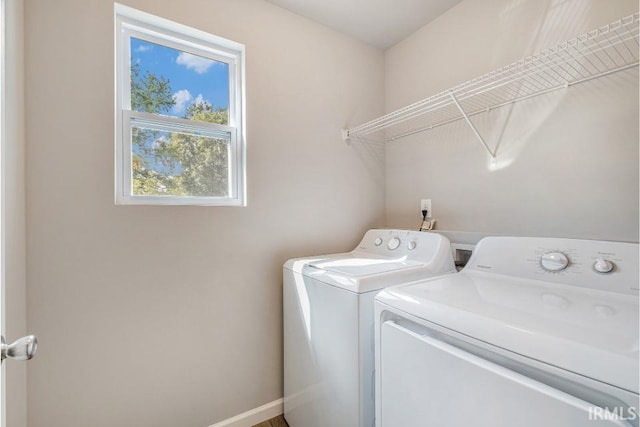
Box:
[343,13,640,157]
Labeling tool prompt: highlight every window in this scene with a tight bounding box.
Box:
[115,4,246,205]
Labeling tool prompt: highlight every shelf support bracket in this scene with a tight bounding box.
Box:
[341,128,351,143]
[448,91,495,160]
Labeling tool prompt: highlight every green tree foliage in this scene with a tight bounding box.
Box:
[166,103,229,197]
[130,61,230,197]
[130,62,177,195]
[131,62,174,114]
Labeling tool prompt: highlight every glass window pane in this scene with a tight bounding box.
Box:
[131,124,230,198]
[130,37,229,125]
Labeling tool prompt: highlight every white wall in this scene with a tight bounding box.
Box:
[385,0,639,242]
[24,0,384,426]
[4,0,27,425]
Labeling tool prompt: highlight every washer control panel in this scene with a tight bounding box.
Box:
[355,229,453,268]
[466,237,639,295]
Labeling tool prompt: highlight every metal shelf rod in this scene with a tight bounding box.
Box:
[448,91,495,159]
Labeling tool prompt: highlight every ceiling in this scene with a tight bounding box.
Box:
[266,0,463,49]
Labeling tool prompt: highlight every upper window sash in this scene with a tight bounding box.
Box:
[119,26,238,127]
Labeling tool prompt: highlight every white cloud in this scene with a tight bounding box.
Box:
[172,89,193,114]
[135,45,152,53]
[176,52,214,74]
[193,94,205,105]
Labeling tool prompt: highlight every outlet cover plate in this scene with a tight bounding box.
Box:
[420,199,432,217]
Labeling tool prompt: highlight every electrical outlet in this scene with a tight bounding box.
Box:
[420,199,432,218]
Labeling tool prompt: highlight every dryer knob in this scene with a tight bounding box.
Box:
[593,258,614,274]
[374,237,383,246]
[541,252,569,272]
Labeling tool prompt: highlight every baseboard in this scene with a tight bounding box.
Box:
[208,398,284,427]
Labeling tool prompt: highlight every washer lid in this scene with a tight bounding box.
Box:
[376,270,639,393]
[309,256,425,276]
[285,252,450,294]
[303,254,434,293]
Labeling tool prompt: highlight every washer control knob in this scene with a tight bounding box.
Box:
[541,252,569,272]
[387,237,401,250]
[374,237,383,246]
[407,241,417,250]
[593,258,614,274]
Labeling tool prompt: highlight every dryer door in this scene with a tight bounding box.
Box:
[379,321,634,427]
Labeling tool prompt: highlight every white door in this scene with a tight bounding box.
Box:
[379,321,634,427]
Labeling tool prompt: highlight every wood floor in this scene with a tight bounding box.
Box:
[252,415,289,427]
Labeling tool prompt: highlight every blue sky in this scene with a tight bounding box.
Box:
[131,37,230,116]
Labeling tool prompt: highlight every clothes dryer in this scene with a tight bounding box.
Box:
[375,236,639,427]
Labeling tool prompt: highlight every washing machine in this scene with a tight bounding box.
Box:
[375,236,639,427]
[283,229,455,427]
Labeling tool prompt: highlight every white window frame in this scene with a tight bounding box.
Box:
[115,3,246,206]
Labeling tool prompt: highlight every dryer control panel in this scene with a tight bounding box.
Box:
[465,237,639,295]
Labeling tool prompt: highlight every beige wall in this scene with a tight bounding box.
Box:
[4,0,27,426]
[24,1,384,426]
[385,0,639,242]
